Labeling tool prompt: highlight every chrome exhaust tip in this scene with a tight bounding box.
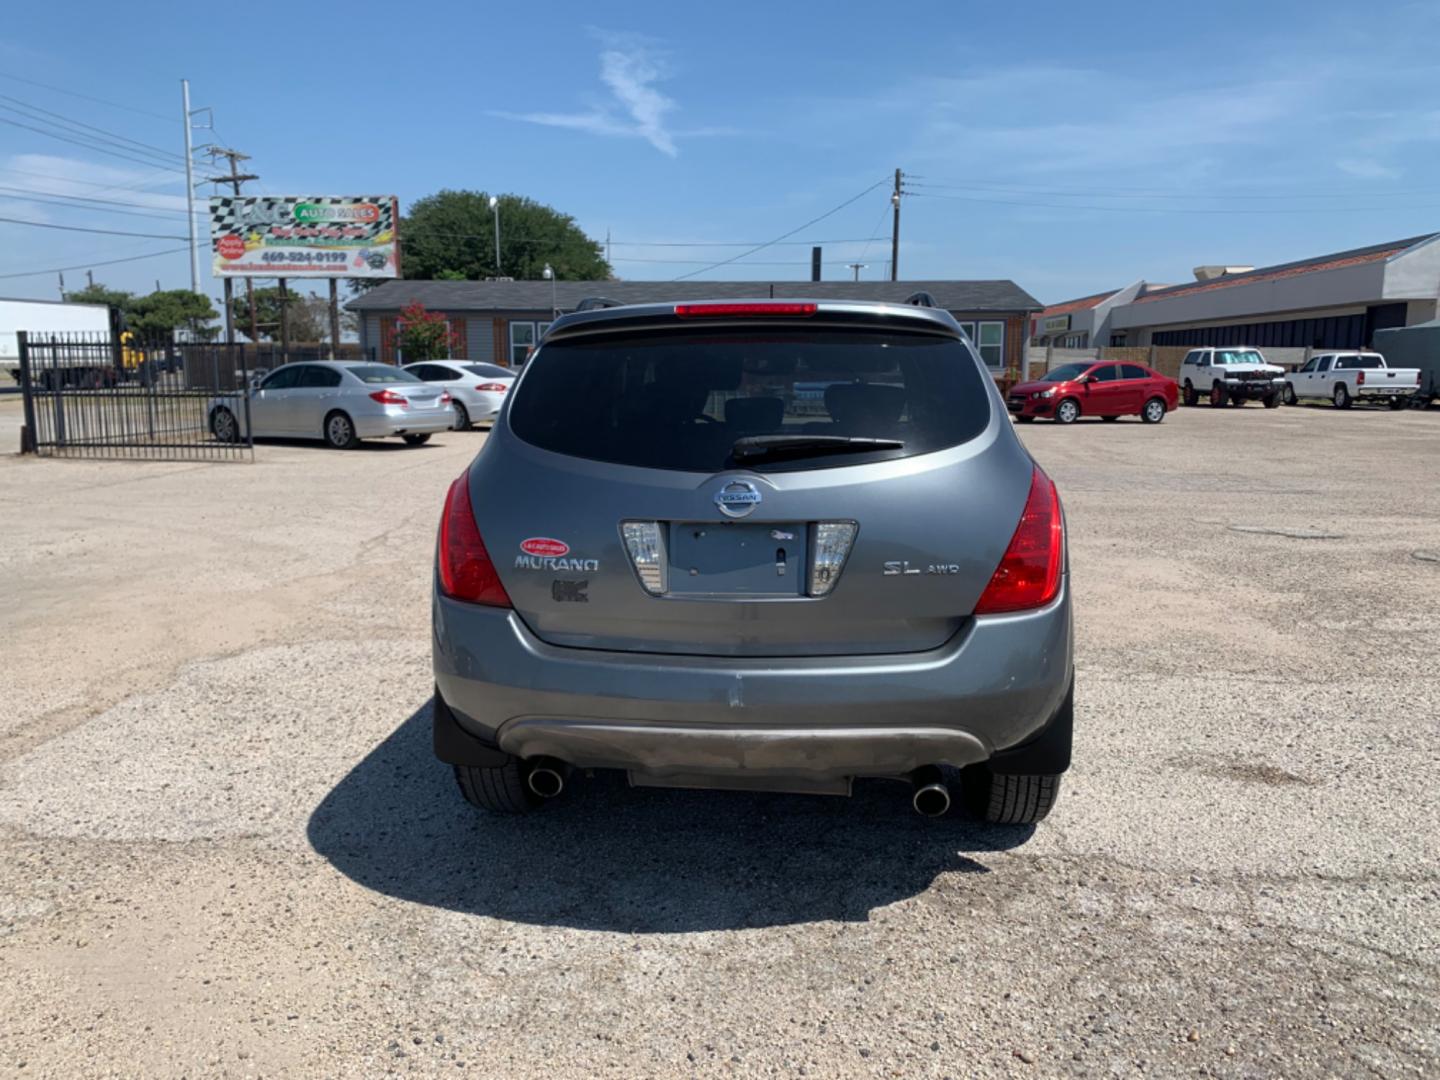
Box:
[911,765,951,817]
[526,759,568,799]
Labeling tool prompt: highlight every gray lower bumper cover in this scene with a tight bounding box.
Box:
[433,579,1072,780]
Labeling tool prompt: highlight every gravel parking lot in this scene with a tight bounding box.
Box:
[1,394,1437,1078]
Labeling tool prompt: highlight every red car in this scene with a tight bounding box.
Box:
[1006,361,1179,425]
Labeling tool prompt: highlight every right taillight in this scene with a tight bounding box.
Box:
[974,466,1064,615]
[474,382,508,392]
[438,473,511,607]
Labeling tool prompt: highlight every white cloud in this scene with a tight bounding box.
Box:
[1336,157,1400,180]
[491,34,689,157]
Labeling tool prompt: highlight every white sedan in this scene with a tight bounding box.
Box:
[401,361,516,430]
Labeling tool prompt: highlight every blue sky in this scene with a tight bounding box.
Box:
[3,0,1439,306]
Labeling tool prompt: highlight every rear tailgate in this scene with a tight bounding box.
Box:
[471,314,1036,658]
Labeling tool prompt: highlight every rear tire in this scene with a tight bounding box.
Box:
[454,761,543,814]
[1054,398,1080,424]
[1282,384,1298,405]
[1209,383,1228,407]
[1334,384,1352,409]
[402,433,432,446]
[962,767,1062,825]
[1182,381,1198,407]
[1141,396,1166,424]
[324,410,360,449]
[452,401,471,431]
[211,406,239,443]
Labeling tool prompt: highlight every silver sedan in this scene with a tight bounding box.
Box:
[400,360,516,430]
[209,362,454,449]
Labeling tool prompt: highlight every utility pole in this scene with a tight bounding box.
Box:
[58,272,65,300]
[847,262,867,282]
[87,270,95,289]
[203,147,260,346]
[181,80,201,293]
[605,228,611,266]
[489,195,501,276]
[890,167,903,282]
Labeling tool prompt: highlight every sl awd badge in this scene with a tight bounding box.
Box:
[714,479,762,519]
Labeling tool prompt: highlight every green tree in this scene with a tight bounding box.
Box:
[65,283,134,310]
[394,301,460,361]
[399,190,611,282]
[128,289,219,339]
[233,287,329,341]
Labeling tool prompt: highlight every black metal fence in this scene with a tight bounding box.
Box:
[18,332,255,461]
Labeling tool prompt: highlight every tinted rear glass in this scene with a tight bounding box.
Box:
[345,364,411,384]
[1336,356,1382,369]
[508,327,992,472]
[464,363,512,378]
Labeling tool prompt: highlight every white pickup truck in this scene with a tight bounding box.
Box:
[1282,351,1421,410]
[1178,347,1287,408]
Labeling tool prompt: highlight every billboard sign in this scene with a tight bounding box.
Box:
[209,196,399,278]
[1042,314,1071,335]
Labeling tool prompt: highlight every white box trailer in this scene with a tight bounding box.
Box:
[1,297,113,383]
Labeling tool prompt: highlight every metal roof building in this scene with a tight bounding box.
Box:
[1106,233,1440,365]
[347,279,1041,373]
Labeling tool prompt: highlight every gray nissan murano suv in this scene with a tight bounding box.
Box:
[431,295,1072,822]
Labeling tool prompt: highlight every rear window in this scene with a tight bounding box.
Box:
[463,363,512,378]
[508,327,993,473]
[1335,356,1382,369]
[345,364,410,384]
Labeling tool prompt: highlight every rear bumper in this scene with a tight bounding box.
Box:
[355,409,454,437]
[432,578,1073,781]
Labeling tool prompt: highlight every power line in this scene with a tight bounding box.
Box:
[0,115,185,173]
[908,178,1440,200]
[906,190,1440,215]
[611,255,888,266]
[671,179,892,281]
[0,215,187,240]
[0,187,194,222]
[0,245,190,281]
[0,93,186,164]
[0,71,172,122]
[608,236,888,248]
[0,165,183,200]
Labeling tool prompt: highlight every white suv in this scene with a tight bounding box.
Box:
[1178,347,1286,408]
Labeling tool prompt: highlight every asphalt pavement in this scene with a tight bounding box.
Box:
[1,395,1437,1077]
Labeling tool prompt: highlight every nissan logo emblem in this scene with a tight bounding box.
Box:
[714,479,762,518]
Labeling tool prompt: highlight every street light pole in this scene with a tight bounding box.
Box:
[180,79,200,292]
[847,262,867,281]
[543,263,556,318]
[489,195,501,276]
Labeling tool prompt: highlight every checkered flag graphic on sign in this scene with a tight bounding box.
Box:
[209,196,395,242]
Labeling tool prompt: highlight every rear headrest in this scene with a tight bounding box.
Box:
[724,396,784,430]
[825,383,906,428]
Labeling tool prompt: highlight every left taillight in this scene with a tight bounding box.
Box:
[370,388,407,406]
[474,382,508,392]
[438,473,511,607]
[974,465,1064,615]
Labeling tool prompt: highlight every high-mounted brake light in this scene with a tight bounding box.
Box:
[974,466,1064,615]
[370,389,408,406]
[474,382,508,392]
[438,474,511,608]
[674,302,818,318]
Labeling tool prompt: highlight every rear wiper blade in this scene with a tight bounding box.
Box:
[731,434,904,462]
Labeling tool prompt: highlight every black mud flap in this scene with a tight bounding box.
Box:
[988,679,1073,775]
[433,690,513,767]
